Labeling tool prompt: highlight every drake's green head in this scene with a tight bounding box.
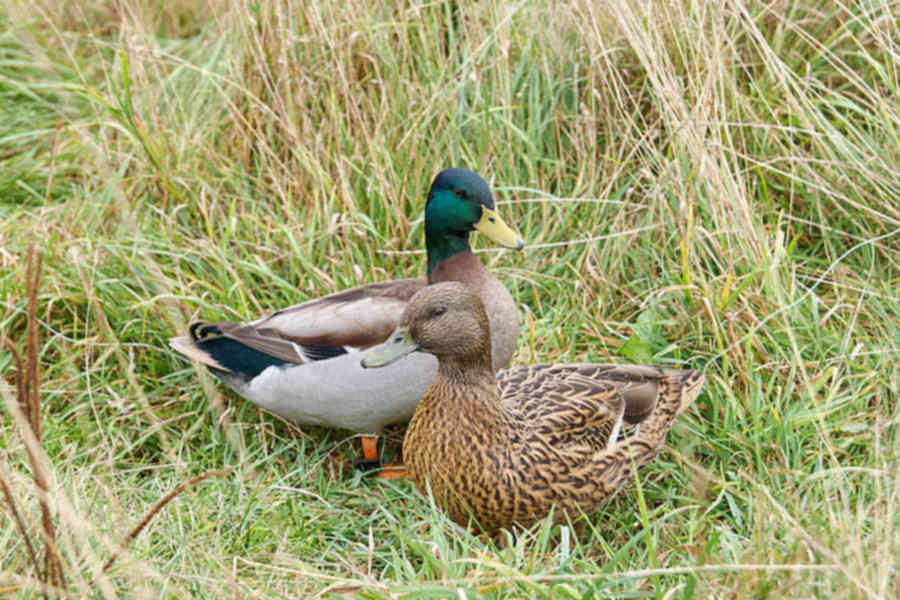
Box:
[424,168,524,274]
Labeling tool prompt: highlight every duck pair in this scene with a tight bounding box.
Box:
[170,168,702,534]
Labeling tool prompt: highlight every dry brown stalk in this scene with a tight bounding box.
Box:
[25,248,63,594]
[25,247,42,441]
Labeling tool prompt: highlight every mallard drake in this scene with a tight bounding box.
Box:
[361,282,704,533]
[170,168,524,474]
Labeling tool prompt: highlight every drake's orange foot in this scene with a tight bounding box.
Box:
[354,435,408,478]
[353,435,382,473]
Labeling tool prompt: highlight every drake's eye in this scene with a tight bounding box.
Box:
[452,189,464,199]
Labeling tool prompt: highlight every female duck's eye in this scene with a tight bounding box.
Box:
[430,306,446,318]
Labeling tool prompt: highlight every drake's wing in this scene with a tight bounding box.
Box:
[170,278,426,377]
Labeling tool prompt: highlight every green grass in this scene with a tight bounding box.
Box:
[1,0,898,597]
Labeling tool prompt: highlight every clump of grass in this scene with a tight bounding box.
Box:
[1,0,898,597]
[0,249,234,596]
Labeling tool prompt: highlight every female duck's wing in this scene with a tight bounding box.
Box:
[169,278,425,379]
[497,363,698,450]
[498,365,624,450]
[574,364,703,418]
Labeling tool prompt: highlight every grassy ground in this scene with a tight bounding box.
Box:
[1,0,898,597]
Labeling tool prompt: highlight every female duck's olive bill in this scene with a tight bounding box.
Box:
[474,207,524,250]
[360,327,420,369]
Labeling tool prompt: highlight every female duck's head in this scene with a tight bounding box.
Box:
[360,282,492,368]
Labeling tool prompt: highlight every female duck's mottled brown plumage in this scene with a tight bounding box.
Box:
[361,282,704,533]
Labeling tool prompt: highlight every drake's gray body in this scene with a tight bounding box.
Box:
[217,350,437,432]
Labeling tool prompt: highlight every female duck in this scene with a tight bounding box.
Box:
[170,169,523,472]
[362,282,703,532]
